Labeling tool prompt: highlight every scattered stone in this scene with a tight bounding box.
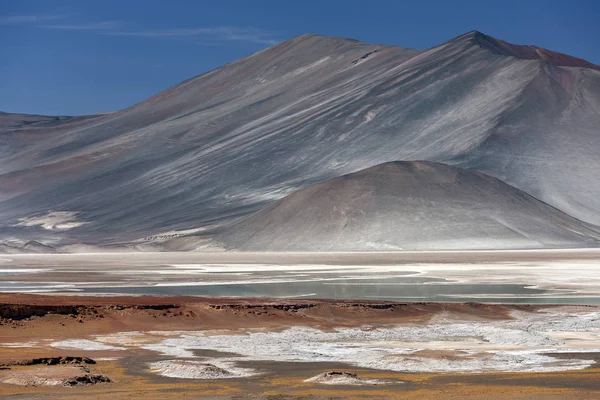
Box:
[65,373,111,386]
[0,356,96,368]
[0,305,78,320]
[0,364,110,387]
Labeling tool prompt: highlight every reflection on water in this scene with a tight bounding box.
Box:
[3,259,600,304]
[80,273,591,303]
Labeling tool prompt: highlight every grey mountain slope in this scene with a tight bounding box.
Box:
[0,31,599,247]
[21,240,58,253]
[0,240,57,254]
[0,112,106,156]
[0,243,30,254]
[213,161,600,251]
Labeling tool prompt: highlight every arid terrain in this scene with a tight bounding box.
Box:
[0,251,599,398]
[1,27,600,399]
[0,295,599,399]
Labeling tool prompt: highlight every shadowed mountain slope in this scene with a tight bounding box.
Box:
[213,161,600,251]
[0,30,599,247]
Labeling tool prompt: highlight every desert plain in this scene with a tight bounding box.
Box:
[0,250,599,399]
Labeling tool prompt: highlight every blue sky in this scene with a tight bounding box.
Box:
[1,0,599,115]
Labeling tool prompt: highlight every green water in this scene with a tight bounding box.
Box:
[81,276,599,304]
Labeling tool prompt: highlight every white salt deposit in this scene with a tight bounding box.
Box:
[95,331,161,347]
[0,269,51,274]
[149,360,257,379]
[50,339,126,351]
[0,342,39,348]
[305,371,393,385]
[113,309,600,373]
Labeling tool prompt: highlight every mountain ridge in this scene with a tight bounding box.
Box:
[3,29,599,118]
[0,30,599,250]
[446,30,600,70]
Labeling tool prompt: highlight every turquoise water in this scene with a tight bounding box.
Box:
[80,275,600,304]
[2,259,599,304]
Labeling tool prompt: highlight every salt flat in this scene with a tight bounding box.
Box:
[1,249,600,303]
[46,306,600,374]
[1,295,599,398]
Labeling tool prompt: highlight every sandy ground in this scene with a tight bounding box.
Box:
[0,295,599,399]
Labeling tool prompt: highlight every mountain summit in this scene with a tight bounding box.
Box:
[456,30,600,70]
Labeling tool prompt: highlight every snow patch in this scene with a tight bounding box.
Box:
[13,211,89,230]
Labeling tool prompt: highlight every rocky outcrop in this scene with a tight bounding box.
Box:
[0,357,110,387]
[1,357,96,367]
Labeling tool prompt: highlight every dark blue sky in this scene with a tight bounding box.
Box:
[1,0,599,115]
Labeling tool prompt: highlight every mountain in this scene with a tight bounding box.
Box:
[21,240,58,253]
[0,30,599,250]
[468,31,600,70]
[210,161,600,251]
[0,240,57,254]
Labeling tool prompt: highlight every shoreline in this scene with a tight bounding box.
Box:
[3,247,600,261]
[1,292,592,305]
[3,250,600,304]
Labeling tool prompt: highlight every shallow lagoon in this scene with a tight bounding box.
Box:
[2,250,600,304]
